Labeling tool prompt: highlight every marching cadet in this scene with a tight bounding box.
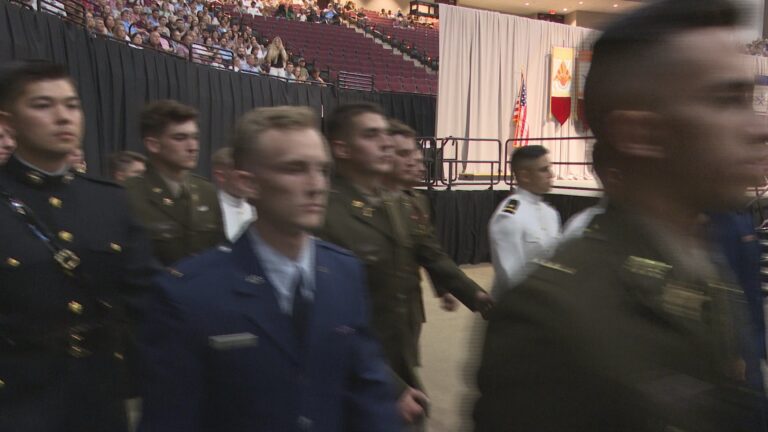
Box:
[0,60,156,431]
[124,100,225,266]
[317,103,493,430]
[488,145,560,298]
[475,0,768,430]
[385,119,460,311]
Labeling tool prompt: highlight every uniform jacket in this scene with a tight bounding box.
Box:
[124,165,225,266]
[488,188,561,298]
[317,176,484,392]
[0,156,156,428]
[475,205,767,432]
[138,235,400,432]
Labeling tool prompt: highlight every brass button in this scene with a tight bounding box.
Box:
[109,243,122,253]
[58,231,74,242]
[67,301,83,315]
[162,198,174,206]
[26,171,43,184]
[49,197,62,208]
[63,173,74,184]
[5,258,20,267]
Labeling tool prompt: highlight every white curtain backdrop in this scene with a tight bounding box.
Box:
[437,5,597,178]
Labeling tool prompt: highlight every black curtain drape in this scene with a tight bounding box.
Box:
[425,189,600,265]
[0,0,437,176]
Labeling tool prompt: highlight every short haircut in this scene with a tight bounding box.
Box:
[510,145,548,172]
[0,60,74,110]
[389,119,416,138]
[325,102,384,143]
[584,0,741,143]
[211,146,234,168]
[109,150,147,175]
[232,106,320,170]
[139,100,199,138]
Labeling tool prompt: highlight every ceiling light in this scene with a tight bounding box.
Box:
[524,2,529,4]
[578,1,583,4]
[563,7,568,11]
[612,3,618,7]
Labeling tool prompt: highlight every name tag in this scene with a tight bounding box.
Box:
[209,333,258,350]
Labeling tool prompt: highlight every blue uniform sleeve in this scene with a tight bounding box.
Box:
[345,262,402,432]
[137,276,205,432]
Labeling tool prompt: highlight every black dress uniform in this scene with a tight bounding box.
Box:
[0,156,157,431]
[474,204,768,432]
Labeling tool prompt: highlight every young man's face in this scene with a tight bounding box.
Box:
[516,155,553,195]
[640,28,768,210]
[336,112,394,175]
[243,128,331,232]
[390,134,418,186]
[1,79,84,160]
[0,123,18,165]
[145,120,200,171]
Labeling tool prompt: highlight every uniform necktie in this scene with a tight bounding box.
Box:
[292,270,310,342]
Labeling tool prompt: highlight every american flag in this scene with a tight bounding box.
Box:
[512,72,529,147]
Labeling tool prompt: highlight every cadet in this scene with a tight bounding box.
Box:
[475,1,768,430]
[488,145,560,298]
[0,60,156,431]
[317,103,492,428]
[124,100,225,266]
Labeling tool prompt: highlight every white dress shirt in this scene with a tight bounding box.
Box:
[249,228,315,315]
[218,190,257,242]
[489,188,561,298]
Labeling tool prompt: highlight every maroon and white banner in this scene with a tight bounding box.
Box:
[550,46,574,125]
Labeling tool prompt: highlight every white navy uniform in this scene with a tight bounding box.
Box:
[218,190,257,242]
[560,199,608,243]
[489,188,561,298]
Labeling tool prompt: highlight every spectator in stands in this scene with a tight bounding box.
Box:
[0,122,17,166]
[236,46,246,62]
[109,151,147,183]
[158,16,171,36]
[130,32,145,48]
[104,15,117,34]
[293,65,305,81]
[307,6,319,22]
[308,68,325,85]
[114,23,130,41]
[241,54,259,73]
[284,62,295,79]
[265,36,288,77]
[148,8,160,27]
[296,57,307,75]
[298,8,307,21]
[94,17,109,35]
[149,30,171,52]
[86,15,96,32]
[275,1,287,18]
[112,0,123,17]
[120,9,132,31]
[232,57,242,72]
[212,54,226,69]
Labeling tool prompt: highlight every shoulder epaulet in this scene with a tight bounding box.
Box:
[501,198,519,215]
[74,171,123,188]
[316,239,356,257]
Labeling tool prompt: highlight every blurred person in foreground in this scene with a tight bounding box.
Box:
[138,106,400,432]
[474,1,768,431]
[0,118,17,164]
[317,103,492,430]
[0,60,156,432]
[109,150,146,183]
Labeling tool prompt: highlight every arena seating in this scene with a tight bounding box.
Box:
[244,15,437,94]
[352,9,439,70]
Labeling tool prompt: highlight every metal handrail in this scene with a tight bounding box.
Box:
[437,137,503,190]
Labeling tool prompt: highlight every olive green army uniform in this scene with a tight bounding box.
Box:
[124,165,225,266]
[317,175,486,393]
[475,205,766,432]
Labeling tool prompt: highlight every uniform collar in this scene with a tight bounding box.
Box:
[516,187,542,204]
[3,155,75,188]
[218,189,247,207]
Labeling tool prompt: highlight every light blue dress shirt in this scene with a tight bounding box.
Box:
[249,228,315,315]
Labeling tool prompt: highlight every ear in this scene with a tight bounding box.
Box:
[0,111,16,139]
[144,136,161,155]
[604,110,666,159]
[330,139,351,161]
[233,169,260,200]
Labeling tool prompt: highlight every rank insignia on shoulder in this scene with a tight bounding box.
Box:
[502,199,519,215]
[623,256,672,279]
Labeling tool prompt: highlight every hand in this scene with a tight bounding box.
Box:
[439,293,459,312]
[475,291,494,319]
[397,387,428,424]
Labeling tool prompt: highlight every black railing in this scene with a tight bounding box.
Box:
[338,71,374,91]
